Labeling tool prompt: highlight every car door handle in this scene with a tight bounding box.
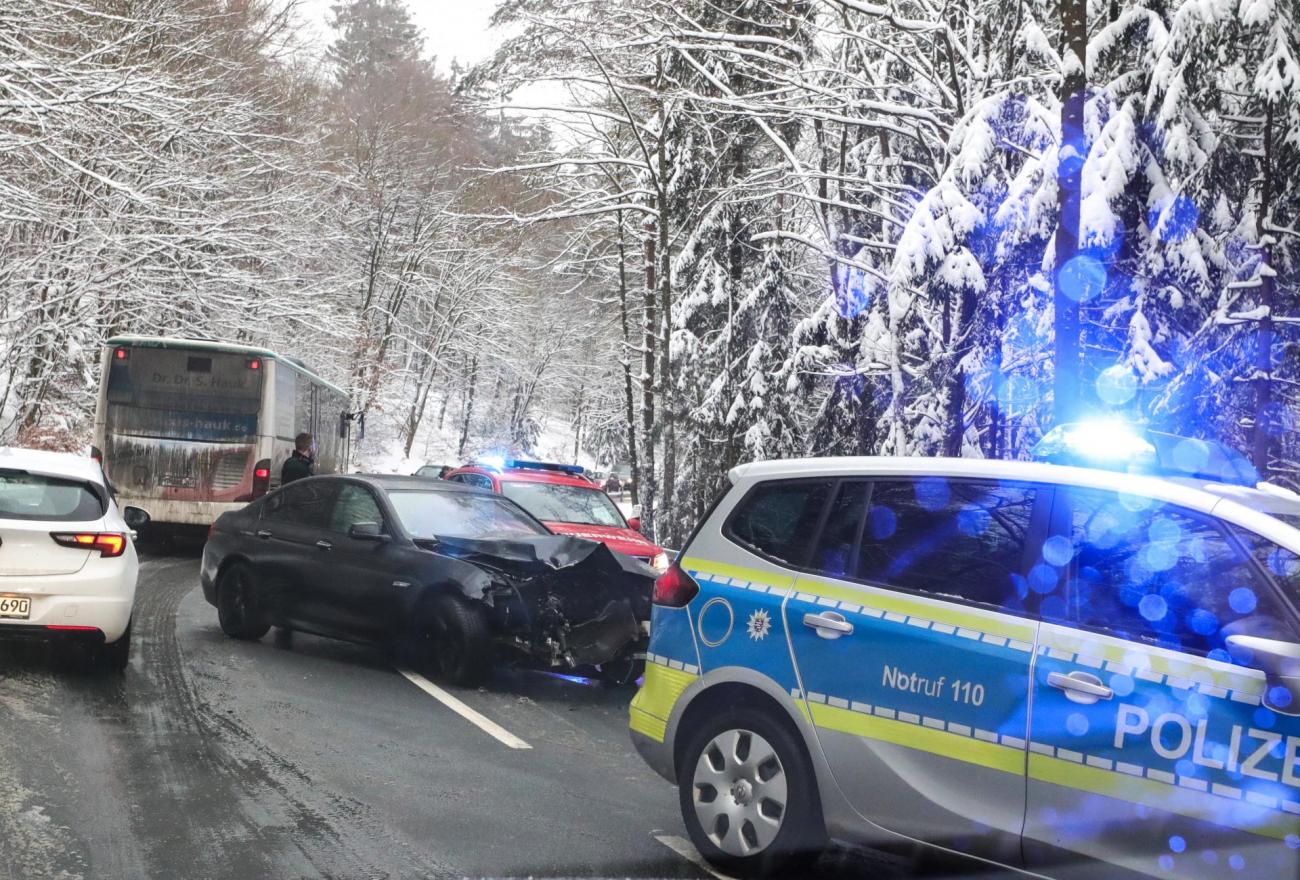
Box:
[315,539,333,551]
[256,529,272,540]
[1047,671,1113,704]
[803,611,854,640]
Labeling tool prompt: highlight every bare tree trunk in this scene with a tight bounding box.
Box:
[1253,104,1276,479]
[656,67,676,546]
[1053,0,1087,426]
[458,352,479,459]
[617,210,641,506]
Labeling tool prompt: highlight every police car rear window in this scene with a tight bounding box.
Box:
[724,480,832,566]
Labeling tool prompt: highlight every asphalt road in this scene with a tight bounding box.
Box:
[0,547,918,880]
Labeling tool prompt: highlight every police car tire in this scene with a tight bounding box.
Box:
[217,563,271,641]
[678,708,823,878]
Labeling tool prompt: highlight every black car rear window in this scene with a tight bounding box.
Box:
[0,470,105,522]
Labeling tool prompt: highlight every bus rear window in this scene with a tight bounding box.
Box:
[107,347,263,441]
[0,471,104,522]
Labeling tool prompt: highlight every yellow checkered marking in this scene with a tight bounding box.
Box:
[683,557,1034,643]
[629,662,698,743]
[1029,754,1298,842]
[809,703,1025,775]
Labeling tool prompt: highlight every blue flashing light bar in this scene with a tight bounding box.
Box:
[1032,421,1258,487]
[472,456,586,476]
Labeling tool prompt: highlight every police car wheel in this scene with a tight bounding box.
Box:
[678,708,822,877]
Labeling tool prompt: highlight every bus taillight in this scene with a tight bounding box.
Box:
[247,358,261,370]
[252,459,271,498]
[114,347,128,361]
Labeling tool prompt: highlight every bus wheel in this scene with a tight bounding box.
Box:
[218,563,270,640]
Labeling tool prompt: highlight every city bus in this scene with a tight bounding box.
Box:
[92,336,352,527]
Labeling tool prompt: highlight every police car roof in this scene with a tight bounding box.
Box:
[728,456,1300,522]
[0,447,104,486]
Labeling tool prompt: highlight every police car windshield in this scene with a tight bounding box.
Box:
[500,481,625,528]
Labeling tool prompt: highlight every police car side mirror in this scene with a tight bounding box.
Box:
[1226,634,1300,716]
[627,516,641,532]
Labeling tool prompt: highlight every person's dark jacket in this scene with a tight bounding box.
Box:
[281,451,315,485]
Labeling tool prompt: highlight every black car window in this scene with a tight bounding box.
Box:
[263,480,337,529]
[810,481,869,579]
[388,490,546,540]
[857,479,1036,612]
[1063,488,1292,659]
[329,484,385,534]
[724,480,832,566]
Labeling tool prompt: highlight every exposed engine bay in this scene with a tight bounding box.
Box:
[429,535,655,671]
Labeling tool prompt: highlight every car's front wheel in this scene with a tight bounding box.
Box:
[421,594,492,686]
[678,707,824,878]
[217,562,270,640]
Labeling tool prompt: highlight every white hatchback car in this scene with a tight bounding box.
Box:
[0,447,147,669]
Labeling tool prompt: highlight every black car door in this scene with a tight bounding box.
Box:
[256,479,340,630]
[312,482,406,641]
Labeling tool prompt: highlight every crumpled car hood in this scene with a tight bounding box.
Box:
[430,533,655,667]
[432,533,653,577]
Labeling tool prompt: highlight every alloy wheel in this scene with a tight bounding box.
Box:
[691,728,788,857]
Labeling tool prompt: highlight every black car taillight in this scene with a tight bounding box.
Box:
[653,564,699,608]
[252,459,271,499]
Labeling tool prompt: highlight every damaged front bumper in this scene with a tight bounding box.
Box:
[433,534,656,669]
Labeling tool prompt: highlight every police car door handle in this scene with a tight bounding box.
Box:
[804,611,854,639]
[315,539,333,551]
[256,529,272,540]
[1047,671,1113,704]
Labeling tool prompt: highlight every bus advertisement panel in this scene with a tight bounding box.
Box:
[93,337,350,527]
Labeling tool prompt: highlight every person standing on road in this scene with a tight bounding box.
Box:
[281,433,315,485]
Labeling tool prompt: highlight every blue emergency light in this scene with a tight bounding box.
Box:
[1032,421,1258,487]
[473,456,585,476]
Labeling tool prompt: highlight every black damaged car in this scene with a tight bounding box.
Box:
[199,474,654,685]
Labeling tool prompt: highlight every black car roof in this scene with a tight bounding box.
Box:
[330,473,490,494]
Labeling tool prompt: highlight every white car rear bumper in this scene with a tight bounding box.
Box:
[0,554,137,643]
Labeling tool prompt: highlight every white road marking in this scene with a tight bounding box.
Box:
[396,668,532,750]
[653,834,735,880]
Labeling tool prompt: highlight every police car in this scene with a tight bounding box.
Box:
[630,426,1300,879]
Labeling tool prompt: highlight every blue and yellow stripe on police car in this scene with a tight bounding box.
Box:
[654,558,1300,842]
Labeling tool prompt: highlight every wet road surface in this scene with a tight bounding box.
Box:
[0,548,925,879]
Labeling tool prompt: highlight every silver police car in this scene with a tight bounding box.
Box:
[631,428,1300,878]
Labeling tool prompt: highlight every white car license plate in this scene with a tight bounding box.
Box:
[0,596,31,619]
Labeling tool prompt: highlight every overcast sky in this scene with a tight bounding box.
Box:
[299,0,504,71]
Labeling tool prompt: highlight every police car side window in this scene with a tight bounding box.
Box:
[724,480,833,566]
[1065,489,1291,658]
[856,479,1035,611]
[810,481,869,579]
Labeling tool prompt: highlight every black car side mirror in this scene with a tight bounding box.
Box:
[348,522,389,542]
[123,506,151,529]
[1226,634,1300,715]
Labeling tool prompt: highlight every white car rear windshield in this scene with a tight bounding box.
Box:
[0,470,104,522]
[500,481,625,528]
[388,490,546,540]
